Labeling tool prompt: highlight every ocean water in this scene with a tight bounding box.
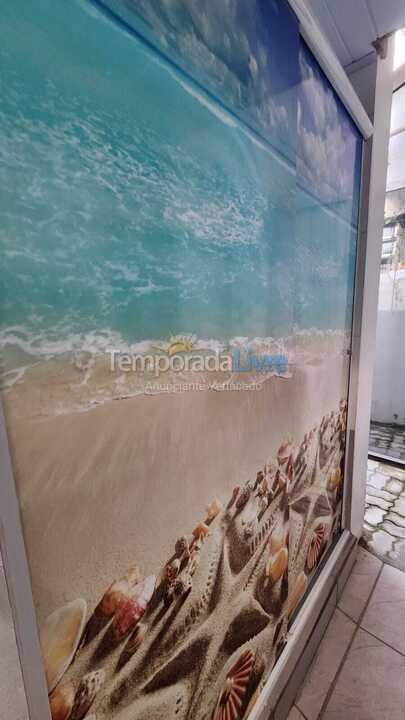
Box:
[0,0,361,402]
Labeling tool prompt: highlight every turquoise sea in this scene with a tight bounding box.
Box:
[0,0,361,394]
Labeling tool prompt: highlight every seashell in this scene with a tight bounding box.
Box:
[255,470,265,487]
[328,466,342,491]
[266,547,288,583]
[236,486,251,510]
[96,566,142,619]
[277,438,293,466]
[192,536,203,552]
[49,682,75,720]
[173,572,193,598]
[175,536,191,557]
[206,498,223,521]
[70,670,105,720]
[269,526,285,555]
[287,572,308,617]
[124,621,147,656]
[165,558,181,583]
[257,477,269,497]
[192,522,210,540]
[112,575,155,641]
[214,649,254,720]
[307,524,327,571]
[228,486,240,508]
[40,599,87,693]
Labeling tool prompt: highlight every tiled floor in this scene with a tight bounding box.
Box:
[369,421,405,461]
[362,458,405,571]
[0,553,29,720]
[288,546,405,720]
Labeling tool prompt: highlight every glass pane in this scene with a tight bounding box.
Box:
[370,84,405,462]
[0,2,361,718]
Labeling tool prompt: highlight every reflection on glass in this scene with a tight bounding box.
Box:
[370,83,405,461]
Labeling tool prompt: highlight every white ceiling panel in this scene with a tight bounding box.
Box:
[303,0,352,65]
[366,0,405,38]
[305,0,405,67]
[325,0,376,63]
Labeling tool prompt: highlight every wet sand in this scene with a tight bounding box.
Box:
[4,356,349,625]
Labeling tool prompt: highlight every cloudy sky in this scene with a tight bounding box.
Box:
[101,0,299,161]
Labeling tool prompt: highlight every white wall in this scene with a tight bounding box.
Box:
[371,310,405,423]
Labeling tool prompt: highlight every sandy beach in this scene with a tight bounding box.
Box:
[2,355,348,719]
[5,357,348,624]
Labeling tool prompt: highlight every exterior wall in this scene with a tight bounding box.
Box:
[371,310,405,423]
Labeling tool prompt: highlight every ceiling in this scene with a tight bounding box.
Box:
[306,0,405,67]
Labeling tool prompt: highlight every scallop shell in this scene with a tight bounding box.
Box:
[214,649,254,720]
[287,572,308,618]
[192,522,210,540]
[70,670,105,720]
[40,599,87,693]
[96,566,142,619]
[206,498,223,521]
[307,524,327,571]
[49,682,75,720]
[112,575,156,640]
[265,547,288,583]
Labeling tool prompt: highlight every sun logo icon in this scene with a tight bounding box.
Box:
[155,335,196,356]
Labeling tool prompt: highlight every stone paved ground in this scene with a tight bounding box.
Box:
[362,458,405,571]
[369,421,405,461]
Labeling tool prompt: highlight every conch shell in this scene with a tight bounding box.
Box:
[287,572,308,617]
[112,575,155,641]
[70,670,105,720]
[265,547,288,584]
[214,649,254,720]
[40,598,87,693]
[95,567,142,619]
[49,682,75,720]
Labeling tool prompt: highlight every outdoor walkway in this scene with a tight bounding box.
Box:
[288,546,405,720]
[362,458,405,570]
[369,421,405,461]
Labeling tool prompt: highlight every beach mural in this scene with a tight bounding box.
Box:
[0,1,361,719]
